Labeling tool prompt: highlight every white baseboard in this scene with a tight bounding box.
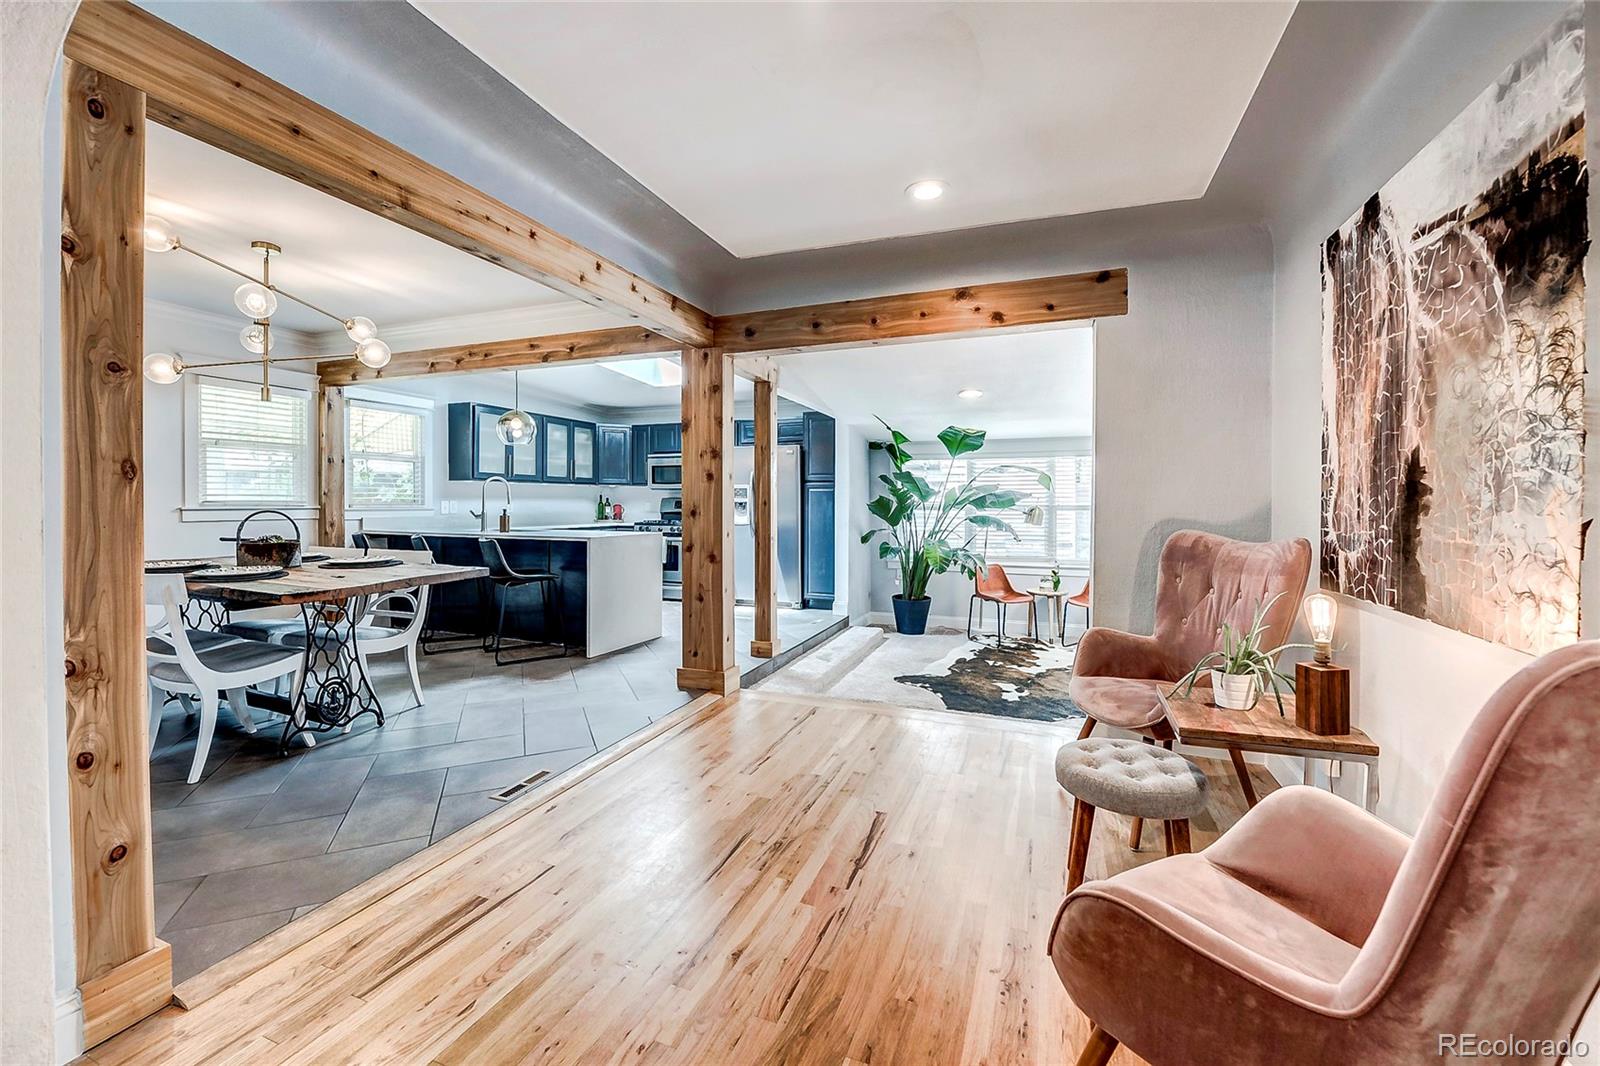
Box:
[54,991,83,1064]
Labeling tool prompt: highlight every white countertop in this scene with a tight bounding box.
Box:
[363,523,659,542]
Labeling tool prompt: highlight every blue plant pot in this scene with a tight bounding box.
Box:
[892,595,932,635]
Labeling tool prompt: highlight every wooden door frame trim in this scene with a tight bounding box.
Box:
[63,1,712,347]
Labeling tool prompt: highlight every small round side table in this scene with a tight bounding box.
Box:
[1033,586,1070,647]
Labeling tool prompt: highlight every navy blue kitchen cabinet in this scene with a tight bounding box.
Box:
[646,422,682,456]
[778,418,805,445]
[448,402,518,481]
[571,420,598,483]
[540,416,574,483]
[803,411,835,482]
[598,425,633,485]
[630,424,650,485]
[802,483,835,610]
[734,419,755,446]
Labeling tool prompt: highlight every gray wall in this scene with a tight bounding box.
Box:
[1267,1,1586,832]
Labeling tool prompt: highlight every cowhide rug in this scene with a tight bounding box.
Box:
[759,629,1083,725]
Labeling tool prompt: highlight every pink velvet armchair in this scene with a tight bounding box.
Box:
[1051,640,1600,1066]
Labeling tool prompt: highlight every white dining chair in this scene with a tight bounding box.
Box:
[146,574,304,783]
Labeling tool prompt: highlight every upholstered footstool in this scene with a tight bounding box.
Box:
[1055,737,1210,890]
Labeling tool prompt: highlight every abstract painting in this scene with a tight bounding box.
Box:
[1320,9,1587,655]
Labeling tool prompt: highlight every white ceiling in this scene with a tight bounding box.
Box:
[365,360,755,414]
[775,327,1093,441]
[145,123,584,333]
[414,1,1294,258]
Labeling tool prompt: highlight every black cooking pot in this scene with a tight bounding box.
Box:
[224,510,303,568]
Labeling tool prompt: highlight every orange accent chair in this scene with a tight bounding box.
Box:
[1062,578,1091,643]
[968,564,1039,644]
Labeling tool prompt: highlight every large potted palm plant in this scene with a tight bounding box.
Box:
[862,421,1050,634]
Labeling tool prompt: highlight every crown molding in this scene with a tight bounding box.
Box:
[303,301,626,355]
[146,298,322,350]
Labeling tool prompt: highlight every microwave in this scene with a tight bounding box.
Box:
[645,453,682,490]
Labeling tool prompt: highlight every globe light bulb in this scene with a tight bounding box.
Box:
[496,409,535,445]
[1303,592,1338,664]
[356,337,392,368]
[142,352,184,384]
[233,282,279,319]
[143,216,179,253]
[239,323,274,354]
[344,316,378,343]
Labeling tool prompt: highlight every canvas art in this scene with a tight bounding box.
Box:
[1320,9,1588,655]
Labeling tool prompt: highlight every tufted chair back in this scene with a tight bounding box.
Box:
[1150,530,1312,679]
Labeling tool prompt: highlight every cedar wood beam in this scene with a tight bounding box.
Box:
[317,326,672,385]
[714,269,1128,354]
[64,1,713,348]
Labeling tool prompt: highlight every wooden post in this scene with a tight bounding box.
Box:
[60,58,172,1043]
[677,347,738,694]
[750,376,780,658]
[318,384,347,547]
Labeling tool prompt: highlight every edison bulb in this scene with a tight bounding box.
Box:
[143,215,179,252]
[239,323,274,354]
[356,337,392,368]
[344,316,378,343]
[233,282,279,319]
[496,409,535,445]
[142,352,185,384]
[1303,592,1338,664]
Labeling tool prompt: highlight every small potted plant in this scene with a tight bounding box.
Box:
[1173,593,1310,713]
[1050,567,1062,592]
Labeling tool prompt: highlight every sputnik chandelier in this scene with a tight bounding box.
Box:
[140,214,393,399]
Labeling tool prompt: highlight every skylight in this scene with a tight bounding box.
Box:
[601,357,682,388]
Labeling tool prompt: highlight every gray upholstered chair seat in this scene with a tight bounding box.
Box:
[220,618,305,644]
[1055,737,1209,820]
[148,638,302,684]
[147,629,241,657]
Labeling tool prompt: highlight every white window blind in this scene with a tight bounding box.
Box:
[195,377,312,506]
[347,399,426,508]
[906,453,1093,566]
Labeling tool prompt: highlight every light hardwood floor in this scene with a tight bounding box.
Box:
[86,690,1273,1065]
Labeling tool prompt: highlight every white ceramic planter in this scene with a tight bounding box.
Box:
[1210,669,1260,710]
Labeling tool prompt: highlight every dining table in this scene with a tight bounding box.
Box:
[180,558,488,753]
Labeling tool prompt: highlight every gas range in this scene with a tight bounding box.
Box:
[634,519,682,537]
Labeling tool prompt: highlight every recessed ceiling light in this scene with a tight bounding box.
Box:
[958,388,983,400]
[906,179,947,202]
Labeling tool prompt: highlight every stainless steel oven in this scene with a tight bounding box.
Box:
[661,535,683,599]
[645,453,683,490]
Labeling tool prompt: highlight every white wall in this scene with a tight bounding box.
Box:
[2,4,76,1064]
[1267,3,1595,835]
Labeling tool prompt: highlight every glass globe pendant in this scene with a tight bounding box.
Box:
[143,216,179,253]
[497,369,535,445]
[233,281,278,319]
[239,322,274,354]
[356,337,392,368]
[344,316,378,343]
[142,352,185,384]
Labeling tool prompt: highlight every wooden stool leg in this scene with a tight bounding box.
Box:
[1161,819,1175,856]
[1127,817,1143,850]
[1168,819,1191,855]
[1066,799,1097,891]
[1075,1024,1120,1066]
[1228,747,1259,807]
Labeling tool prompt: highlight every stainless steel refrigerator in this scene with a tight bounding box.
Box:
[733,444,803,607]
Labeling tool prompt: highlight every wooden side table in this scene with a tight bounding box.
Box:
[1032,586,1071,647]
[1155,687,1381,813]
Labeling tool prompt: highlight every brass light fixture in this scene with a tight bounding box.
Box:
[141,217,391,398]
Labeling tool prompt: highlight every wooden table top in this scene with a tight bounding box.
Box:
[184,560,488,607]
[1157,686,1379,757]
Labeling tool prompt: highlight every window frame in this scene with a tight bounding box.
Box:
[181,371,317,521]
[344,394,432,513]
[901,443,1094,574]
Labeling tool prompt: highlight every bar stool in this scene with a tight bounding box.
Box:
[477,537,568,665]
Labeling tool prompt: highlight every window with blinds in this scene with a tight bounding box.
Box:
[347,399,426,508]
[905,453,1093,566]
[195,377,312,506]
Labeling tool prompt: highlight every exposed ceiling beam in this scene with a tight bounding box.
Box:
[715,269,1127,354]
[65,1,714,348]
[316,326,673,386]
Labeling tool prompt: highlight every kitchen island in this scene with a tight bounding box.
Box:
[360,524,663,657]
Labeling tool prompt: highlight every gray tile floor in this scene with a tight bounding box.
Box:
[149,603,837,982]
